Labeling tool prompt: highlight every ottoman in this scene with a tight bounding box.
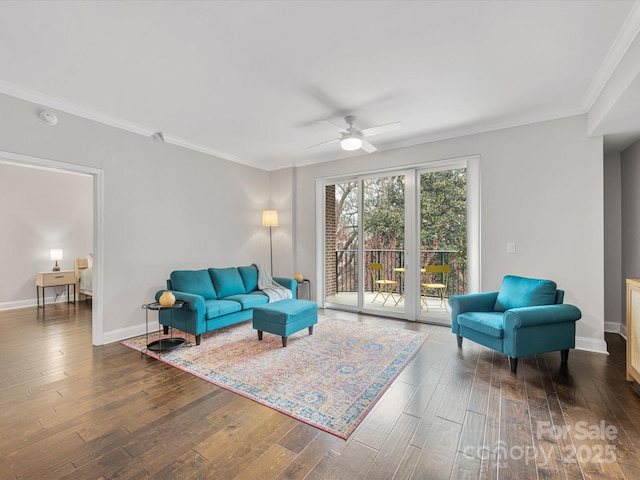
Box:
[252,299,318,347]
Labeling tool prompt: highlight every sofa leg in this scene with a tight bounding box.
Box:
[509,357,518,373]
[163,325,169,335]
[257,331,263,341]
[195,334,202,346]
[282,336,287,348]
[561,349,569,364]
[309,326,314,335]
[456,335,463,348]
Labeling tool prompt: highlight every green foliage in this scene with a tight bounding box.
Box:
[363,176,405,250]
[420,169,467,264]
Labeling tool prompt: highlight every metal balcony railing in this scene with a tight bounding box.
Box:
[334,249,467,297]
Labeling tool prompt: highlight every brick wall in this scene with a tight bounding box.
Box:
[325,185,336,296]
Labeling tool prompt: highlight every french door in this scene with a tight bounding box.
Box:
[321,157,478,324]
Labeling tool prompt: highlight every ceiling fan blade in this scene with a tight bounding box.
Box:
[318,119,349,134]
[360,121,403,138]
[308,138,340,149]
[360,139,378,153]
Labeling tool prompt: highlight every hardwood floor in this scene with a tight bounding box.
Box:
[2,303,640,479]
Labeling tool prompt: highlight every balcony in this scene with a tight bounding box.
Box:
[326,249,467,320]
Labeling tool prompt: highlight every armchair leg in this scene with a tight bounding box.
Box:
[456,335,463,348]
[509,356,518,373]
[561,349,569,364]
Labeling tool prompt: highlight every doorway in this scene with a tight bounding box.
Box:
[0,150,104,345]
[320,156,480,324]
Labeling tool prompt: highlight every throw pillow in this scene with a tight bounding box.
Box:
[238,265,259,293]
[209,267,246,298]
[170,270,217,299]
[493,275,557,312]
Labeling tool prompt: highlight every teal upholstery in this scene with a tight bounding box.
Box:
[205,299,242,318]
[450,275,581,373]
[223,293,269,309]
[494,275,557,311]
[238,265,259,293]
[209,267,246,297]
[170,270,217,299]
[252,299,318,347]
[156,266,297,345]
[458,312,504,338]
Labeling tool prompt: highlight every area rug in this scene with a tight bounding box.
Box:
[121,317,428,439]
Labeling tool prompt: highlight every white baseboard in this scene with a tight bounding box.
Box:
[0,294,74,311]
[604,322,627,340]
[102,322,148,345]
[575,335,609,355]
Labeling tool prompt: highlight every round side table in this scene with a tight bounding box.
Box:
[142,300,185,355]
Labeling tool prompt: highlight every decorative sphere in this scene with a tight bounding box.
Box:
[294,273,304,282]
[159,291,176,307]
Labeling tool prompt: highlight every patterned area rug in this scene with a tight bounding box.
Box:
[121,317,428,439]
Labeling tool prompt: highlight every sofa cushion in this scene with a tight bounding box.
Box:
[170,270,217,300]
[494,275,557,312]
[223,293,269,309]
[238,265,259,293]
[458,312,504,338]
[204,299,242,319]
[209,267,246,298]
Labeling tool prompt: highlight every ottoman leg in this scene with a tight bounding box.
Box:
[309,326,314,335]
[282,336,287,347]
[258,331,263,341]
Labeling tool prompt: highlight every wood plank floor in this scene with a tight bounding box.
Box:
[1,303,640,479]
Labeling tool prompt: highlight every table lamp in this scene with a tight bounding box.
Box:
[50,249,63,271]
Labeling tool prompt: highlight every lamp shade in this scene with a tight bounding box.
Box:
[50,249,63,261]
[262,210,279,227]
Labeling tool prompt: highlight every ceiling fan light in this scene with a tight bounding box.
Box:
[340,135,362,151]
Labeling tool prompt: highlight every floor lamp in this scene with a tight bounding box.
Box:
[262,210,279,275]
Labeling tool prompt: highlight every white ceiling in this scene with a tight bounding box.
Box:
[0,0,638,170]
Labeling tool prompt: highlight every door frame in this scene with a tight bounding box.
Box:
[1,150,105,345]
[315,155,481,323]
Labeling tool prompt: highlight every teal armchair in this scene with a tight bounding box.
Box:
[449,275,582,373]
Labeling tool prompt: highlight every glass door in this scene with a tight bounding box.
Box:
[324,181,359,308]
[321,157,477,324]
[417,166,468,325]
[324,173,407,317]
[362,173,406,316]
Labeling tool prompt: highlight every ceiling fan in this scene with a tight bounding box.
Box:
[309,115,402,153]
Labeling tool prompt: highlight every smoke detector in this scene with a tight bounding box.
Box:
[39,111,58,126]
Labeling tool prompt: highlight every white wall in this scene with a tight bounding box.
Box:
[604,153,623,335]
[0,163,93,308]
[621,139,640,335]
[293,114,607,353]
[0,92,270,344]
[268,167,295,278]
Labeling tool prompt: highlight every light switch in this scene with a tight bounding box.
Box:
[507,242,516,254]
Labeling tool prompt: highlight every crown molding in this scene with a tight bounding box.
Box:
[582,1,640,110]
[0,80,258,168]
[0,80,155,137]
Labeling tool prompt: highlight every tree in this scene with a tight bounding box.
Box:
[330,168,467,293]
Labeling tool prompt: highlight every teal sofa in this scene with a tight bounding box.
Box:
[155,265,297,345]
[449,275,582,373]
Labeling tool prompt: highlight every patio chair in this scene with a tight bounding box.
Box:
[421,265,450,311]
[369,262,399,306]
